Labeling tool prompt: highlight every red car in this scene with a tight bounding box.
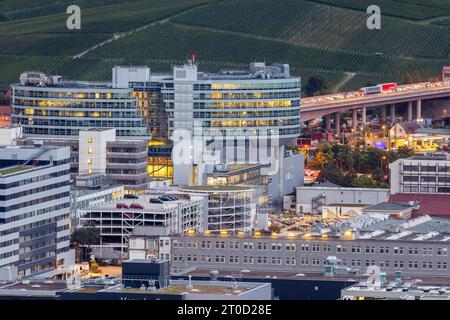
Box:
[116,203,129,209]
[130,203,144,209]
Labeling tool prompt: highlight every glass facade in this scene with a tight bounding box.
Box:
[163,78,301,139]
[11,85,147,137]
[130,81,167,139]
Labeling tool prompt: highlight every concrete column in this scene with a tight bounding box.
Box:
[352,109,357,132]
[361,107,367,125]
[390,104,396,125]
[335,112,341,136]
[407,101,413,122]
[381,106,387,123]
[417,100,422,120]
[325,115,331,131]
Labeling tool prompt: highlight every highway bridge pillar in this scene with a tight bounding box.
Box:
[325,115,332,131]
[417,100,422,120]
[361,108,367,125]
[352,109,357,132]
[407,101,413,122]
[335,112,340,136]
[390,104,396,124]
[381,106,387,123]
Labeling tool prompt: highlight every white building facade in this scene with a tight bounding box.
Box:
[390,155,450,195]
[0,146,73,277]
[78,128,116,175]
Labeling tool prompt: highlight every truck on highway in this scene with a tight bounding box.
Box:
[359,82,397,95]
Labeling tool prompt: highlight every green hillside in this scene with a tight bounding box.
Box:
[0,0,449,94]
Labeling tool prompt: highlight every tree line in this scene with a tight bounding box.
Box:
[308,141,414,188]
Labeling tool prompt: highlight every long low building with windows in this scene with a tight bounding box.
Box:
[131,214,450,277]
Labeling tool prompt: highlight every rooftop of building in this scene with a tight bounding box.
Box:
[15,72,118,89]
[362,202,415,212]
[0,280,68,297]
[343,281,450,299]
[83,194,203,212]
[101,280,256,296]
[0,165,32,175]
[416,128,450,135]
[344,214,450,240]
[210,163,266,175]
[394,121,421,134]
[296,185,390,192]
[72,184,123,198]
[178,214,450,243]
[326,203,371,207]
[405,154,450,161]
[182,269,450,286]
[389,193,450,218]
[124,258,168,265]
[131,226,170,237]
[182,185,253,192]
[81,128,116,132]
[168,62,295,81]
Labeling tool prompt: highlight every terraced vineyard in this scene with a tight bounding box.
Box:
[0,0,449,94]
[173,0,450,59]
[307,0,450,20]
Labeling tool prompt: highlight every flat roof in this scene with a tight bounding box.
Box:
[363,202,414,212]
[208,164,266,177]
[81,128,116,132]
[327,203,370,207]
[183,185,252,192]
[0,165,32,175]
[104,280,256,295]
[83,194,200,212]
[184,270,450,286]
[0,280,67,292]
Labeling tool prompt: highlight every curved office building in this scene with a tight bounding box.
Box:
[11,72,147,138]
[163,62,301,143]
[161,62,301,185]
[181,186,256,235]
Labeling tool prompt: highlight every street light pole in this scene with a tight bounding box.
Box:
[380,155,387,176]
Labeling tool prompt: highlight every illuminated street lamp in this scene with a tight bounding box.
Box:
[380,155,387,173]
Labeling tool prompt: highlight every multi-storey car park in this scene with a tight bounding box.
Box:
[10,72,147,139]
[79,194,206,259]
[180,186,257,235]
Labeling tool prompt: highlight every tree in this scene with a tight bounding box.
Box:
[336,144,353,171]
[351,175,378,188]
[303,76,326,97]
[413,70,422,83]
[317,141,335,167]
[402,73,415,84]
[71,224,100,262]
